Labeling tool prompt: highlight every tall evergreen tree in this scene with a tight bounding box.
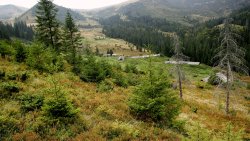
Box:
[63,11,81,65]
[35,0,61,51]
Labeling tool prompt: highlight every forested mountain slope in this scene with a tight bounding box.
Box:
[100,6,250,71]
[92,0,250,24]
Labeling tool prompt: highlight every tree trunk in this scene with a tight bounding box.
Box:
[226,62,230,114]
[177,64,183,99]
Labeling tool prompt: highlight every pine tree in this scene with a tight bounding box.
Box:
[128,61,181,125]
[35,0,61,51]
[63,11,81,64]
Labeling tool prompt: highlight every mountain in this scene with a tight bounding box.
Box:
[17,4,85,24]
[0,5,27,20]
[91,0,250,24]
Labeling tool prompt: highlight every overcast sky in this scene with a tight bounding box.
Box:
[0,0,129,9]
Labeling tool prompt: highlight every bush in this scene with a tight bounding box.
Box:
[19,94,44,112]
[0,82,20,98]
[12,40,27,63]
[7,73,18,80]
[113,73,128,88]
[127,74,140,86]
[171,120,186,134]
[0,116,19,140]
[0,70,5,80]
[20,72,29,82]
[185,123,211,141]
[208,74,222,85]
[124,64,138,74]
[223,123,244,141]
[71,55,83,74]
[247,83,250,90]
[128,75,181,125]
[42,93,78,122]
[26,43,64,73]
[79,56,111,82]
[0,41,14,58]
[103,128,123,140]
[97,79,114,92]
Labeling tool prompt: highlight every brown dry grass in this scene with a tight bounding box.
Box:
[1,57,250,140]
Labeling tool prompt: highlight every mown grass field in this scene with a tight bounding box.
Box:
[1,56,249,140]
[80,28,148,57]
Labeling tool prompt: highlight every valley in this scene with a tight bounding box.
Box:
[0,0,250,140]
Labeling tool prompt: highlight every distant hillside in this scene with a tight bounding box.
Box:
[91,0,250,24]
[0,5,27,20]
[17,4,85,24]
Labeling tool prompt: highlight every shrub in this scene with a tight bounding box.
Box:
[0,70,5,80]
[100,124,123,140]
[19,94,44,112]
[20,72,29,82]
[42,93,78,122]
[124,64,138,74]
[71,55,83,74]
[26,43,64,73]
[0,41,14,58]
[79,55,111,82]
[171,120,186,134]
[127,74,140,86]
[7,73,18,80]
[0,82,20,98]
[97,79,114,93]
[247,83,250,90]
[208,74,222,85]
[128,75,181,125]
[0,116,19,140]
[223,123,244,141]
[12,40,27,63]
[113,73,128,88]
[185,123,211,141]
[104,128,123,140]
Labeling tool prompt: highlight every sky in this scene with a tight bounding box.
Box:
[0,0,129,9]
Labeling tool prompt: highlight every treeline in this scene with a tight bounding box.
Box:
[100,15,181,56]
[100,7,250,70]
[0,21,34,41]
[183,6,250,69]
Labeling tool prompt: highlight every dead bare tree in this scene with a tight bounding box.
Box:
[214,18,248,114]
[171,33,189,99]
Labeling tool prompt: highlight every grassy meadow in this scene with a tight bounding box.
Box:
[1,55,249,140]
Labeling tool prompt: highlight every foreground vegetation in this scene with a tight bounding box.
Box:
[0,41,249,140]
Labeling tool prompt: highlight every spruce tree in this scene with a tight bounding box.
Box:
[128,56,181,125]
[63,11,81,65]
[35,0,61,51]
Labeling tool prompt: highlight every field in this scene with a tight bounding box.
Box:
[1,56,249,140]
[80,28,147,57]
[78,18,148,57]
